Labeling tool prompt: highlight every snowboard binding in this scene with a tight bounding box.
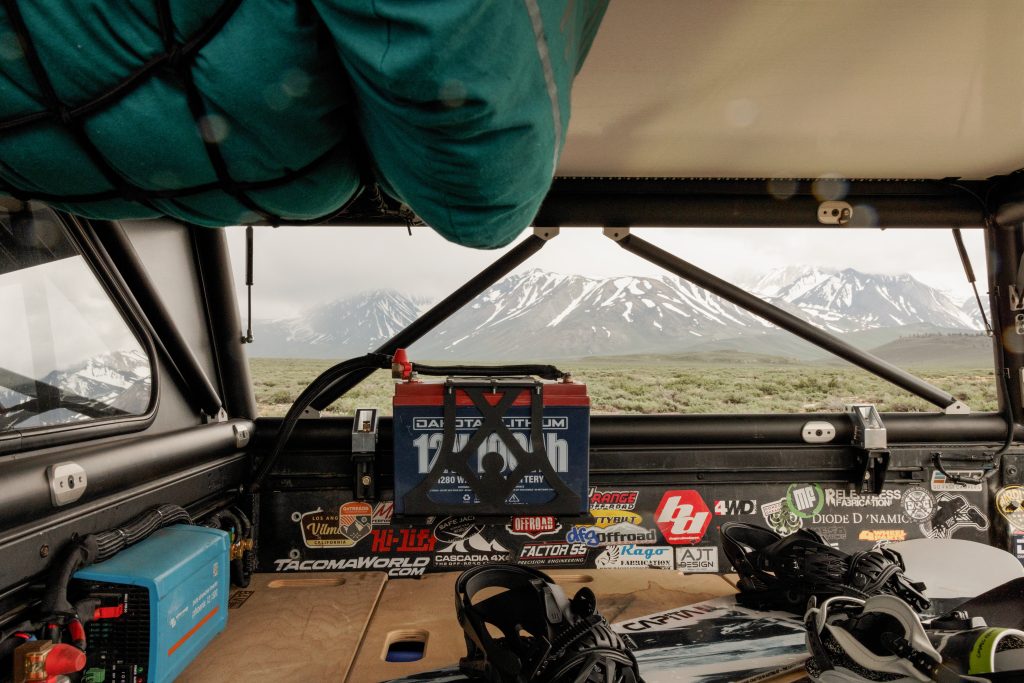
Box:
[720,522,930,614]
[804,594,1024,682]
[455,564,643,683]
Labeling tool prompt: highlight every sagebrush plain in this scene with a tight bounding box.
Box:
[249,354,998,416]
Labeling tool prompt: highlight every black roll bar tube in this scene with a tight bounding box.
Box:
[606,228,962,412]
[309,229,557,411]
[93,222,224,419]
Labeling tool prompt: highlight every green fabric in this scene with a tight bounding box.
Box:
[0,0,608,247]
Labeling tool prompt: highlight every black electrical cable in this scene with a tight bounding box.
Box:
[40,504,191,619]
[250,353,393,490]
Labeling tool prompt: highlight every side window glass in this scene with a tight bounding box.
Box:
[0,203,153,432]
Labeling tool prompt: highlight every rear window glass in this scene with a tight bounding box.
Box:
[0,203,153,431]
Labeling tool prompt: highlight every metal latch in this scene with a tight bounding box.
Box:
[847,404,890,494]
[352,408,378,500]
[48,462,87,506]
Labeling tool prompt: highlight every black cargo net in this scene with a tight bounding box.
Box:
[0,0,359,225]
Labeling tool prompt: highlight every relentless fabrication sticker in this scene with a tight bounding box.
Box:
[675,546,719,573]
[506,515,562,539]
[589,488,640,510]
[596,544,673,570]
[655,490,711,545]
[518,542,589,566]
[298,502,372,548]
[762,497,802,536]
[921,493,989,539]
[930,470,984,492]
[825,489,901,508]
[996,486,1024,532]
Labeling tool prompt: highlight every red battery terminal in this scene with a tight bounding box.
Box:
[392,349,413,381]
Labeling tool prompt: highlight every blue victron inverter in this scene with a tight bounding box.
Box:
[393,377,590,516]
[73,524,229,683]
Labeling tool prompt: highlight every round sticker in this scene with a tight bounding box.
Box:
[785,483,825,519]
[902,487,936,522]
[996,486,1024,532]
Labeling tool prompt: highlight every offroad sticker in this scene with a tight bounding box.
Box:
[858,529,907,543]
[761,497,802,536]
[589,488,639,510]
[785,483,825,519]
[596,545,673,570]
[371,528,437,553]
[506,515,562,539]
[713,499,757,516]
[996,486,1024,532]
[272,556,430,577]
[567,522,657,547]
[930,470,984,492]
[675,546,719,573]
[655,490,711,545]
[518,542,589,567]
[433,516,511,568]
[920,493,989,539]
[901,487,936,522]
[296,502,372,548]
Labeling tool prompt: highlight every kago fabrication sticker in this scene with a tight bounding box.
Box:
[996,486,1024,532]
[596,545,673,570]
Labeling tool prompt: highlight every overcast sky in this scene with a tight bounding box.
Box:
[225,224,989,321]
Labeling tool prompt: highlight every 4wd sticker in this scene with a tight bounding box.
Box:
[655,490,711,545]
[713,499,757,516]
[518,542,589,566]
[596,544,673,570]
[761,497,802,536]
[930,470,984,492]
[921,493,989,539]
[589,488,639,510]
[272,556,430,577]
[675,546,719,573]
[996,486,1024,532]
[297,502,372,548]
[506,515,562,539]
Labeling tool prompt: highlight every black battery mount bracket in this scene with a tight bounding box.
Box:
[402,378,583,516]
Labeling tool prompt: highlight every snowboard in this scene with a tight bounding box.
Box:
[378,540,1024,683]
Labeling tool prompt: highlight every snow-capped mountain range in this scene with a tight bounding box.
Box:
[248,267,987,360]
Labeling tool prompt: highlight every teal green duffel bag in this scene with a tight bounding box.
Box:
[0,0,607,248]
